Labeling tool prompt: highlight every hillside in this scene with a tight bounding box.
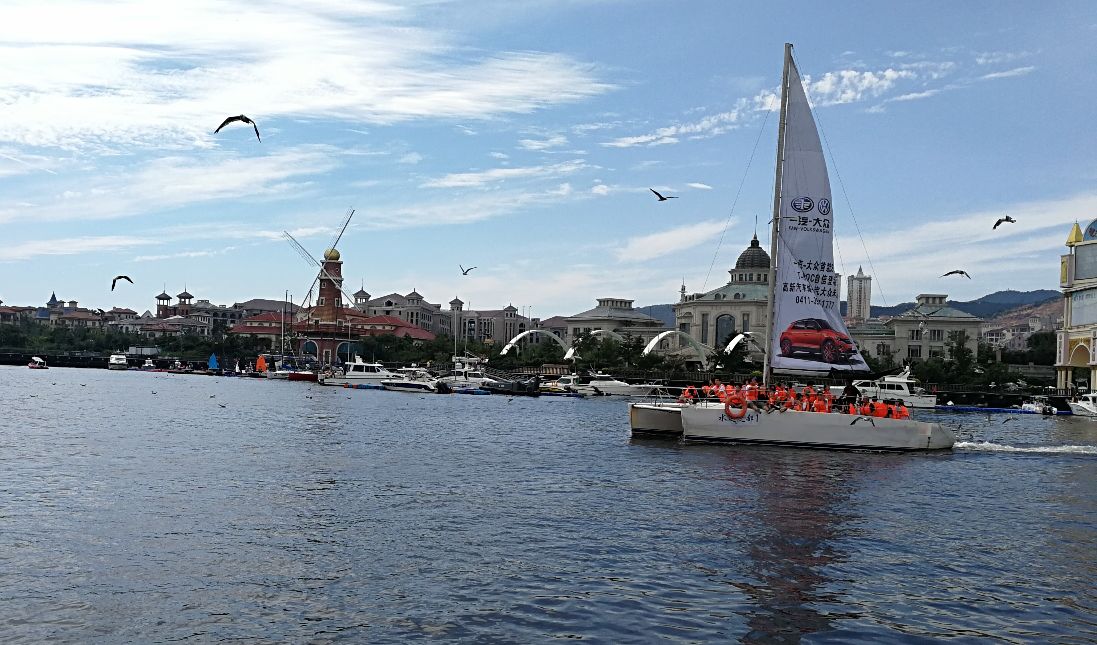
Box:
[840,289,1060,319]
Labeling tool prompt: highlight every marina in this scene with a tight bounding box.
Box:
[2,365,1095,642]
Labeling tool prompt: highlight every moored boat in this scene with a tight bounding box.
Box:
[555,372,660,397]
[27,356,48,369]
[828,367,937,409]
[1068,392,1097,417]
[107,353,128,370]
[318,356,402,387]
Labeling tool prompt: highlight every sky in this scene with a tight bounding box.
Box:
[1,0,1095,319]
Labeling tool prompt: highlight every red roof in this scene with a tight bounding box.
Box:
[229,323,282,335]
[110,307,137,314]
[241,311,289,323]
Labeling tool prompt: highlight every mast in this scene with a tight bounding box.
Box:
[763,43,793,388]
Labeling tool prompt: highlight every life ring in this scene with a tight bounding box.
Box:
[724,394,747,419]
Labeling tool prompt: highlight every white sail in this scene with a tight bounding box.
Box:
[768,56,867,374]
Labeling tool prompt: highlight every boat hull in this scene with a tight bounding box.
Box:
[1068,402,1097,417]
[629,402,686,437]
[680,405,954,451]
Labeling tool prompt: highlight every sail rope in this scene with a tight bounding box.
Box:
[700,108,772,294]
[812,111,890,307]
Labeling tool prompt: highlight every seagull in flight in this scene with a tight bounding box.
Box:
[993,215,1016,230]
[850,415,876,427]
[111,275,133,291]
[214,114,261,142]
[941,270,971,279]
[460,265,476,275]
[650,188,678,201]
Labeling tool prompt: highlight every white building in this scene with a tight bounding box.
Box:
[846,266,872,323]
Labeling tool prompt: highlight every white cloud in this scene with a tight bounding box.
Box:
[889,89,941,102]
[0,1,614,151]
[0,235,152,261]
[980,66,1035,80]
[975,50,1033,65]
[0,145,340,223]
[398,152,423,164]
[421,159,587,188]
[687,182,713,190]
[489,151,509,160]
[591,184,610,195]
[134,246,236,262]
[517,134,568,150]
[615,220,728,262]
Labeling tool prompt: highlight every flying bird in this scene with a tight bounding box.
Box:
[1002,416,1016,423]
[941,270,971,279]
[460,265,476,275]
[111,275,133,291]
[993,215,1016,230]
[650,188,678,201]
[214,114,261,142]
[850,415,876,427]
[218,403,227,408]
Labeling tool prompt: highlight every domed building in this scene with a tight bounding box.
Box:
[673,234,774,360]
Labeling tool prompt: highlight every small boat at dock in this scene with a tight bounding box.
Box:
[28,356,48,369]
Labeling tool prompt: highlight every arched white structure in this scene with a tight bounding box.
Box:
[562,329,627,360]
[500,329,571,356]
[723,332,765,355]
[643,330,711,363]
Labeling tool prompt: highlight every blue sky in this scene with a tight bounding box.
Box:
[1,0,1095,318]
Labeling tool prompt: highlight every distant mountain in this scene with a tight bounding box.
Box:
[635,303,676,327]
[840,289,1060,319]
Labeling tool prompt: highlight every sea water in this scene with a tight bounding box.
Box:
[2,366,1095,642]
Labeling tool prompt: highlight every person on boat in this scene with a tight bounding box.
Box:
[860,399,873,416]
[871,398,889,418]
[896,401,910,419]
[839,379,860,406]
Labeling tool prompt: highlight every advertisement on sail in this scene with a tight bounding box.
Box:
[769,58,867,373]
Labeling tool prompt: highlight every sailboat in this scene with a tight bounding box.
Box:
[207,353,220,375]
[674,44,954,451]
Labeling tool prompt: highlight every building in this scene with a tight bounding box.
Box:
[673,234,772,360]
[228,311,288,348]
[1056,220,1097,389]
[449,298,534,346]
[234,298,301,318]
[355,289,452,337]
[564,297,669,348]
[846,266,872,324]
[848,294,983,364]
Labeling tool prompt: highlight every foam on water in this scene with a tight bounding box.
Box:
[955,441,1097,454]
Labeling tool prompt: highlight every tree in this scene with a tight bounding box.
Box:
[947,330,975,379]
[1025,331,1056,365]
[709,332,750,372]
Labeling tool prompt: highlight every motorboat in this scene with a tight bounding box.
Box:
[381,367,451,394]
[27,356,48,369]
[318,355,402,387]
[1020,397,1058,415]
[107,353,128,370]
[1068,393,1097,417]
[554,372,661,397]
[481,376,541,397]
[438,355,504,388]
[674,44,954,452]
[827,366,937,409]
[141,358,156,370]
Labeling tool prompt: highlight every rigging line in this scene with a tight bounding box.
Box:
[700,108,772,294]
[812,110,889,307]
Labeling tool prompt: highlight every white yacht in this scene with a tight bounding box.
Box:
[674,44,954,452]
[381,367,451,394]
[555,372,661,397]
[141,358,156,370]
[107,353,128,370]
[1068,393,1097,417]
[828,367,937,409]
[437,356,502,388]
[318,356,402,387]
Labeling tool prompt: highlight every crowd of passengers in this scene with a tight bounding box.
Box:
[677,378,911,419]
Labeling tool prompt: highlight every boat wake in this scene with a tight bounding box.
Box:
[955,441,1097,455]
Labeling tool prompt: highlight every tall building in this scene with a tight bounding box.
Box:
[846,266,872,323]
[673,234,772,361]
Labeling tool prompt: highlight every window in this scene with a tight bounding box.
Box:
[908,346,922,359]
[929,329,944,342]
[679,322,690,348]
[742,313,750,333]
[318,297,325,306]
[909,328,922,341]
[929,349,944,358]
[700,313,709,344]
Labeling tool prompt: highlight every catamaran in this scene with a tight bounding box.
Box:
[664,44,954,451]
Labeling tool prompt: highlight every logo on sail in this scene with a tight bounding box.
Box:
[791,196,814,212]
[817,198,831,216]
